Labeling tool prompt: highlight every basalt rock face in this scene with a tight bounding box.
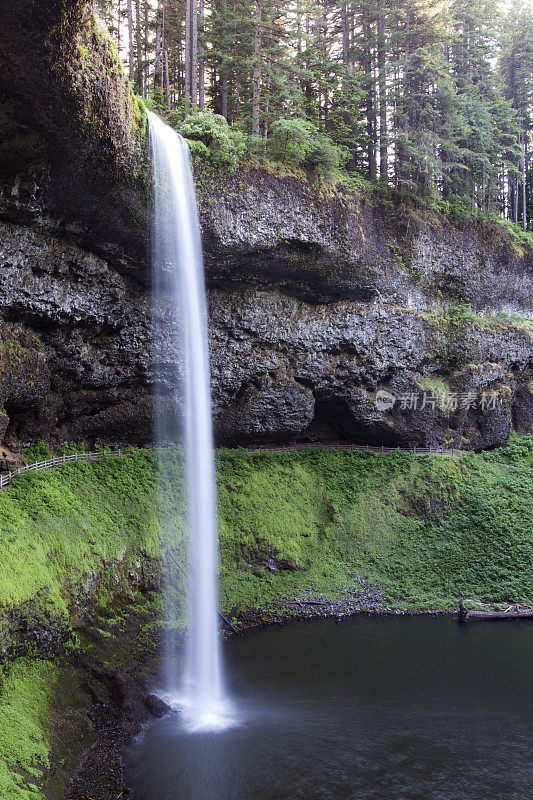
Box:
[199,170,533,316]
[0,207,531,451]
[209,288,533,448]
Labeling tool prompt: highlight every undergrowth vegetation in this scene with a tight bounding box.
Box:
[1,440,531,624]
[0,660,57,800]
[216,441,533,617]
[0,438,532,796]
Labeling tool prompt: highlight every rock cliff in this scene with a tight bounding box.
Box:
[0,1,531,454]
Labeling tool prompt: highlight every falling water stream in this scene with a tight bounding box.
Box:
[148,110,231,732]
[140,111,533,800]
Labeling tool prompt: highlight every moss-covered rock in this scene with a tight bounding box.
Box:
[1,1,149,269]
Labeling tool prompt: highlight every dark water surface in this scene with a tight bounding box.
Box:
[130,616,532,800]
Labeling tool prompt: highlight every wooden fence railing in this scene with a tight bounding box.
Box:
[0,442,463,491]
[248,442,462,456]
[0,449,125,490]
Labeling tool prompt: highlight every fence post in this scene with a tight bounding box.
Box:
[118,447,121,457]
[414,446,417,454]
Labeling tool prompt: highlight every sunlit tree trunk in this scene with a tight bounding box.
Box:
[165,48,170,109]
[199,0,205,109]
[135,0,142,92]
[127,0,134,83]
[191,0,198,107]
[252,0,262,136]
[154,0,161,92]
[185,0,191,109]
[143,0,149,94]
[377,0,388,181]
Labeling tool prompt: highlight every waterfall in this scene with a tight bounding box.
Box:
[147,110,230,732]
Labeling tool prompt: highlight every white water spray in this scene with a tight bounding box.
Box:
[148,111,231,732]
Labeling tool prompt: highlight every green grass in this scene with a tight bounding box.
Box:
[0,438,532,797]
[0,441,531,625]
[216,443,533,615]
[0,451,170,616]
[0,659,58,800]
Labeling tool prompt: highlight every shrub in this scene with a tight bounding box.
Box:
[144,89,169,118]
[435,194,472,226]
[303,134,348,173]
[268,118,346,174]
[177,111,248,168]
[22,441,51,462]
[268,118,317,165]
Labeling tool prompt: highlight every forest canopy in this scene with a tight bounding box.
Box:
[96,0,532,230]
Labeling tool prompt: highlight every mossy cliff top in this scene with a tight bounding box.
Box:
[195,162,533,311]
[0,0,148,270]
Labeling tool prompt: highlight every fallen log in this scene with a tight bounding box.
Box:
[458,598,533,623]
[463,610,533,620]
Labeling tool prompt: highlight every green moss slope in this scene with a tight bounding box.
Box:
[0,439,531,797]
[0,441,530,627]
[0,659,58,800]
[217,439,533,617]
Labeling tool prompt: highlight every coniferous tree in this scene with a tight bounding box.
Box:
[95,0,531,229]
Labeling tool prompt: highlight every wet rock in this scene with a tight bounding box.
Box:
[145,693,171,718]
[514,381,533,433]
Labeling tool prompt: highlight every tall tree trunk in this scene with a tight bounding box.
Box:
[164,48,170,109]
[191,0,198,107]
[252,0,262,136]
[185,0,191,109]
[321,0,328,128]
[221,0,228,119]
[154,0,161,92]
[522,128,527,232]
[143,0,149,95]
[296,0,302,55]
[263,53,270,138]
[304,13,313,118]
[363,13,376,180]
[161,0,166,93]
[377,0,387,181]
[222,70,228,118]
[126,0,134,83]
[135,0,142,92]
[199,0,205,109]
[117,0,121,50]
[341,3,349,78]
[514,161,520,225]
